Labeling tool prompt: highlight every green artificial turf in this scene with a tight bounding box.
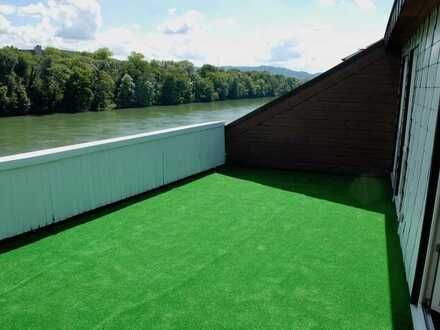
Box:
[0,167,412,329]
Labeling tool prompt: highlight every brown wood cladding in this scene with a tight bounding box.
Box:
[225,40,401,175]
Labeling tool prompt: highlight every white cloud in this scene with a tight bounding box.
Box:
[353,0,376,11]
[0,0,102,42]
[318,0,376,11]
[55,1,102,40]
[251,20,384,73]
[268,40,302,63]
[0,2,384,73]
[319,0,337,6]
[158,10,203,35]
[176,51,206,62]
[16,3,46,17]
[0,5,16,15]
[0,15,11,34]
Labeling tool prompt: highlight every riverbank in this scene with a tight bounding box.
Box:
[0,97,273,157]
[0,96,277,119]
[0,47,298,117]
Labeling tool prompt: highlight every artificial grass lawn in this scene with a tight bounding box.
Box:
[0,167,412,329]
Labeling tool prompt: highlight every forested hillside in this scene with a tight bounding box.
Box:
[0,47,300,117]
[222,66,319,81]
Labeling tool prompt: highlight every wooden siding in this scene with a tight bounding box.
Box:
[0,122,225,241]
[385,0,440,48]
[226,40,400,175]
[393,5,440,295]
[385,0,406,46]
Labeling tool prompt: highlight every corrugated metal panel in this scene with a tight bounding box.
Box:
[0,122,225,240]
[393,6,440,292]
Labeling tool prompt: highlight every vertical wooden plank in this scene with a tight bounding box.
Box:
[394,8,440,293]
[0,122,225,240]
[0,171,13,238]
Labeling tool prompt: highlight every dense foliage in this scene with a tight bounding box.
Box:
[0,46,300,116]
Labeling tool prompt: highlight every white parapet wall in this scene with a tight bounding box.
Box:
[0,122,225,240]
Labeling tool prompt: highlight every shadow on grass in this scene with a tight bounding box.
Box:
[218,166,413,330]
[0,170,214,254]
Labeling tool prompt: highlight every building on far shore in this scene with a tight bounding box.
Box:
[33,45,42,55]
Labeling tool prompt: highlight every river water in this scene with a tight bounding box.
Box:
[0,97,272,157]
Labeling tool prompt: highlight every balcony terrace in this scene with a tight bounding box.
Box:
[0,35,417,328]
[0,166,412,329]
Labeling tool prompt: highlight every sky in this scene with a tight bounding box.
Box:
[0,0,394,73]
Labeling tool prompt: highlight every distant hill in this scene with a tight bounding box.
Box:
[222,65,320,81]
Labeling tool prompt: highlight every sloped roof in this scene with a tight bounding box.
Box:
[385,0,440,48]
[226,39,385,135]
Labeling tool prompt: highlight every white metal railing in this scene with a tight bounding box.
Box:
[0,122,225,240]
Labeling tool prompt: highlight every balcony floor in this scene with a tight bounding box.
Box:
[0,167,412,329]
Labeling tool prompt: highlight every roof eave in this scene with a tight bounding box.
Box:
[385,0,440,49]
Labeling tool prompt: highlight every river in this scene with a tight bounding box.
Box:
[0,97,273,157]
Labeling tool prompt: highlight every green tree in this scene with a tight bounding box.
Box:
[92,71,115,111]
[29,57,70,114]
[0,85,8,116]
[194,76,217,102]
[199,64,217,78]
[0,75,30,116]
[0,48,31,116]
[161,73,192,105]
[175,75,192,103]
[116,73,136,108]
[229,77,246,99]
[211,73,230,100]
[63,68,94,113]
[136,80,156,106]
[0,48,18,80]
[8,76,31,115]
[93,48,113,61]
[127,52,147,82]
[161,74,179,105]
[15,55,33,84]
[0,45,300,116]
[178,61,196,78]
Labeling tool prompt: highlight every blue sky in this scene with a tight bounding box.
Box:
[0,0,394,73]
